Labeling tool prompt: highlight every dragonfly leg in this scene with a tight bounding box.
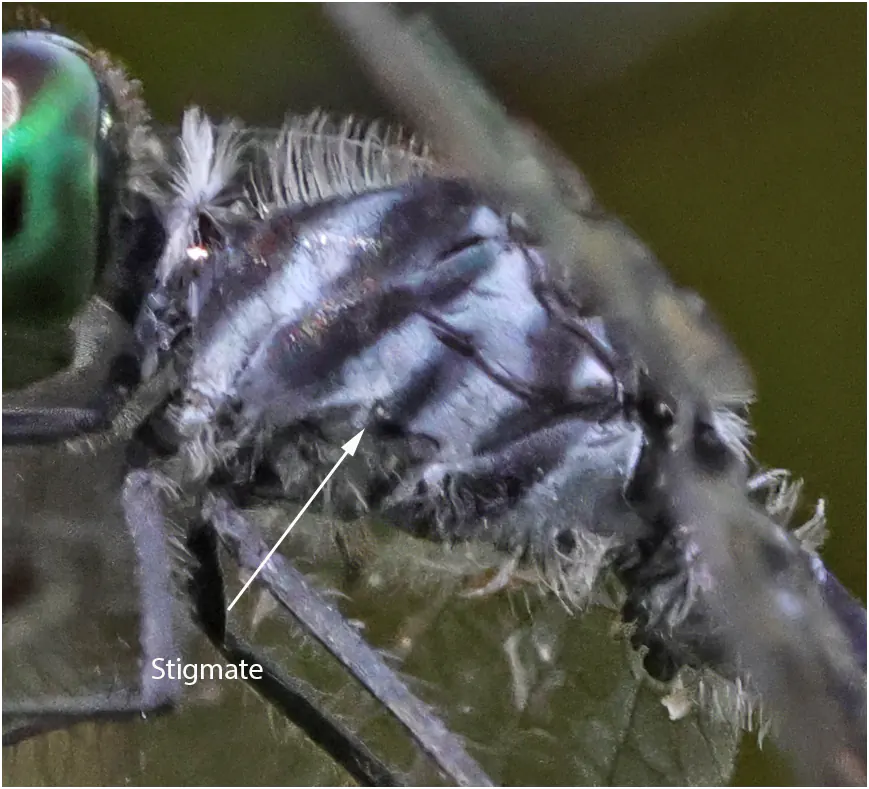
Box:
[204,493,494,787]
[3,470,180,745]
[186,521,402,787]
[2,406,108,445]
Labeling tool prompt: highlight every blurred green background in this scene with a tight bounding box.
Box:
[3,3,865,786]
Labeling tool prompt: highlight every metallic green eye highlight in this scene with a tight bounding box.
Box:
[2,32,102,327]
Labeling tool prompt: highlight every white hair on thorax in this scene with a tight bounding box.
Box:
[141,109,440,284]
[712,404,754,460]
[250,111,440,217]
[152,108,248,284]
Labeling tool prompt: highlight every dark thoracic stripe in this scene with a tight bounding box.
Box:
[379,411,645,549]
[167,170,645,567]
[188,175,644,550]
[179,176,632,467]
[182,180,496,414]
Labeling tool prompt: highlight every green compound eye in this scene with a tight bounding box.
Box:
[3,31,105,327]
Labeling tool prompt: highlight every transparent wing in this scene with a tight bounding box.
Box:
[324,5,866,784]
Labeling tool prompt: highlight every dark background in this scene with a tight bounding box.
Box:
[3,4,865,786]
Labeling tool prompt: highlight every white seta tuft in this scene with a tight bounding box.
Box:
[172,108,246,211]
[748,467,828,550]
[156,108,247,283]
[150,110,437,283]
[251,111,438,216]
[712,405,754,460]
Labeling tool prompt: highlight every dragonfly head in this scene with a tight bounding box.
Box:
[2,30,133,328]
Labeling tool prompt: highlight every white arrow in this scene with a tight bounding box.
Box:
[227,429,365,611]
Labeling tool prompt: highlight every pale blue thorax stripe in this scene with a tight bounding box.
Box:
[188,190,403,406]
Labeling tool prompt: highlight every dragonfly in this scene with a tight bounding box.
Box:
[4,4,864,782]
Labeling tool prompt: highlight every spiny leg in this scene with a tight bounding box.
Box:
[186,522,401,787]
[2,406,108,446]
[2,300,132,445]
[121,471,182,708]
[3,352,174,451]
[3,470,180,745]
[204,494,493,787]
